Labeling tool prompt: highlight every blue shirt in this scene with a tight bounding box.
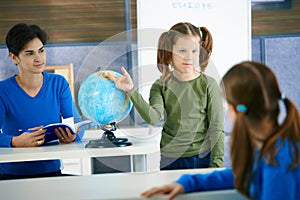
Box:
[0,72,77,175]
[176,138,300,200]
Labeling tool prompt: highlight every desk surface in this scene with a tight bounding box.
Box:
[0,128,161,163]
[0,168,245,200]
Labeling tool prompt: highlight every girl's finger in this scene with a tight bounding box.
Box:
[106,72,116,81]
[121,66,129,76]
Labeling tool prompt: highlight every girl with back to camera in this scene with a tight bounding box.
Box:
[109,22,225,170]
[141,61,300,200]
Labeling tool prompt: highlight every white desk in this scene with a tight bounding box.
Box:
[0,168,246,200]
[0,128,161,175]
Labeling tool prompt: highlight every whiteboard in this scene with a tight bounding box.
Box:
[136,0,251,87]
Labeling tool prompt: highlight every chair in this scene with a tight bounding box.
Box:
[44,64,75,100]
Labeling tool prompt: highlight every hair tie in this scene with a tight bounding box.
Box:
[280,93,286,101]
[167,30,170,36]
[236,104,247,113]
[199,27,203,38]
[278,94,287,125]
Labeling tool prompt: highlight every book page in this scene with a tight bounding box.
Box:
[74,120,93,131]
[61,117,75,132]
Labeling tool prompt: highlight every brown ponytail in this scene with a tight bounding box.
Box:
[260,97,300,170]
[157,31,172,83]
[230,113,254,197]
[199,26,213,71]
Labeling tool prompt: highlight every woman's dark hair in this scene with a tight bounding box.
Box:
[157,22,213,83]
[5,23,48,56]
[221,61,300,198]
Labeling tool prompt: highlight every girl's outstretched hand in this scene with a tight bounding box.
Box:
[107,67,134,93]
[141,183,184,200]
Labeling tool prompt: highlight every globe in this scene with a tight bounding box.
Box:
[78,70,133,125]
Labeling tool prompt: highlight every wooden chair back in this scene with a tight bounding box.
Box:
[44,64,75,100]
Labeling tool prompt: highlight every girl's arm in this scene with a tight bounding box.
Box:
[108,67,164,126]
[141,168,234,200]
[176,168,234,193]
[128,82,164,126]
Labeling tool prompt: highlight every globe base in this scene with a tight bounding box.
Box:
[85,122,132,148]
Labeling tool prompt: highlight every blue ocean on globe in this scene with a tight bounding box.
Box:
[78,70,133,125]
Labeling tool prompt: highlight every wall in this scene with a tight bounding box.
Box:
[0,1,299,129]
[1,33,299,130]
[0,0,130,44]
[252,0,300,35]
[252,35,300,107]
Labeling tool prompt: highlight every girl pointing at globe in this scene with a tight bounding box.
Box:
[108,22,225,170]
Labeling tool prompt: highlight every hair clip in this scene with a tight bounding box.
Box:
[236,104,247,113]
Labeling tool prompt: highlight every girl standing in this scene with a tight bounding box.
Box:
[109,22,225,169]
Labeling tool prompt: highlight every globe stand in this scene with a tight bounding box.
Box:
[85,122,132,148]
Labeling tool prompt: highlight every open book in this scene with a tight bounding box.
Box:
[43,119,93,135]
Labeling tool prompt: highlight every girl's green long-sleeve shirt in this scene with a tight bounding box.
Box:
[129,73,225,167]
